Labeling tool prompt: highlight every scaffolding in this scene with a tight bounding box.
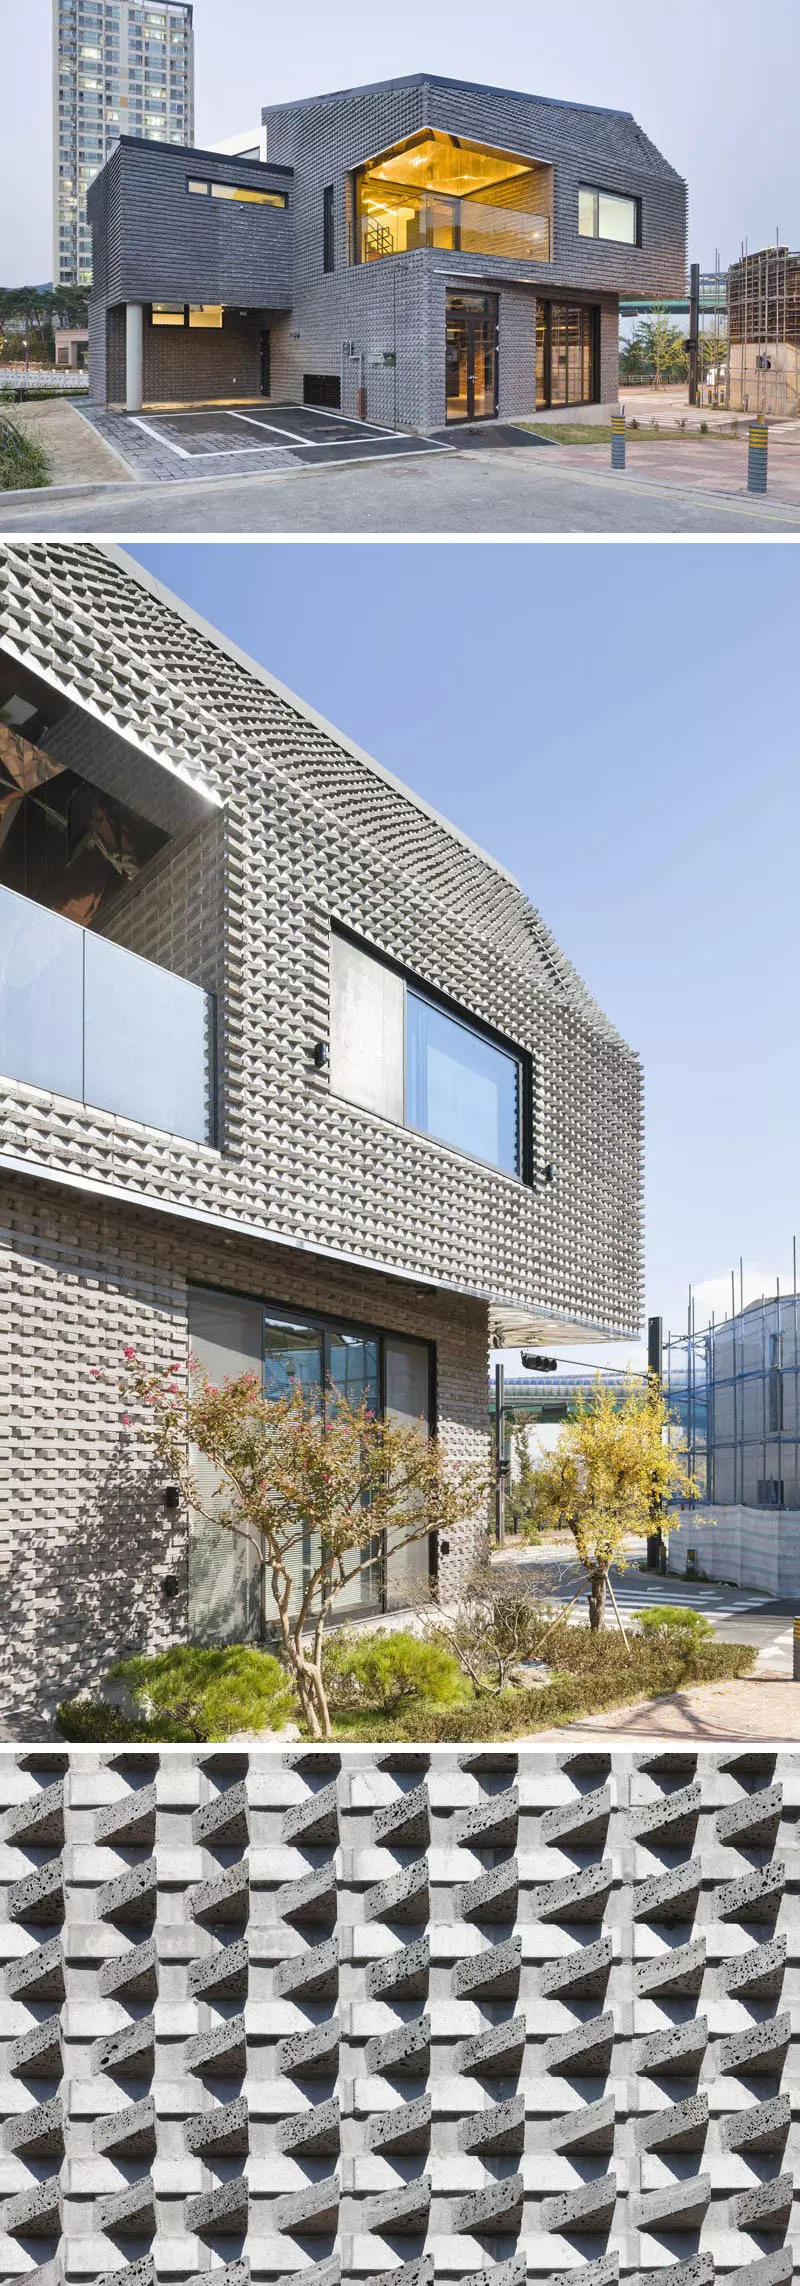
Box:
[665,1249,800,1512]
[727,246,800,417]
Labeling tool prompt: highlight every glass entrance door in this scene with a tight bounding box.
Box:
[446,294,498,422]
[536,302,598,408]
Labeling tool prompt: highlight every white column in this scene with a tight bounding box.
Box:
[125,303,144,413]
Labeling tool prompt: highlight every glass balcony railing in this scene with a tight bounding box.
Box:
[0,882,215,1146]
[357,195,550,266]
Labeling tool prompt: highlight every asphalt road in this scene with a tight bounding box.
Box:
[3,445,800,533]
[504,1541,797,1672]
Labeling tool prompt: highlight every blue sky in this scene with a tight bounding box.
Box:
[4,0,800,280]
[128,540,800,1373]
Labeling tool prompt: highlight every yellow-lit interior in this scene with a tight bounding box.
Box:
[365,129,535,197]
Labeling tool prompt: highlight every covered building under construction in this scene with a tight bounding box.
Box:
[727,246,800,416]
[666,1274,800,1594]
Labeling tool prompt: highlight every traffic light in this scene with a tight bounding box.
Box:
[521,1352,558,1372]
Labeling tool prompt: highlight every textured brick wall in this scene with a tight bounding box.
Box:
[141,317,265,406]
[0,1171,489,1731]
[87,141,293,310]
[0,1746,795,2283]
[263,73,686,428]
[0,546,643,1346]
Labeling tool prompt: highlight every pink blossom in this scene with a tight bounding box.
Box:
[123,1345,138,1361]
[121,1413,132,1428]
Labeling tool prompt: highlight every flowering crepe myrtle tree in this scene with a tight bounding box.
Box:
[120,1349,489,1739]
[522,1375,703,1632]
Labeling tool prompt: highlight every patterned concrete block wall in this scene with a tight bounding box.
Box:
[263,72,687,428]
[0,1171,489,1732]
[0,1747,797,2284]
[0,544,643,1345]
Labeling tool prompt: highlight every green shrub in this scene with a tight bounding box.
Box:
[108,1645,296,1739]
[0,411,50,489]
[327,1625,755,1742]
[57,1699,153,1743]
[323,1628,469,1714]
[636,1604,714,1640]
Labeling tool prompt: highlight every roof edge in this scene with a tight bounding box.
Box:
[262,69,635,123]
[104,546,522,888]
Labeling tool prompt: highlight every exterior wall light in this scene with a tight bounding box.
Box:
[313,1041,330,1069]
[164,1484,181,1510]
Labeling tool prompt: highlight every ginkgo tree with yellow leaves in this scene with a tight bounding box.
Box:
[522,1376,702,1632]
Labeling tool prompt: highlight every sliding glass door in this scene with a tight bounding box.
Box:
[189,1287,433,1639]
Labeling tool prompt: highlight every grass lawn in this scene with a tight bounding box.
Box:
[519,421,745,446]
[328,1624,756,1744]
[0,410,51,488]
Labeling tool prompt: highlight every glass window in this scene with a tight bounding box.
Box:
[210,181,286,207]
[151,302,185,325]
[329,931,404,1123]
[188,305,223,328]
[323,182,334,272]
[330,930,524,1176]
[329,1331,382,1612]
[353,128,550,266]
[598,190,639,244]
[187,176,209,194]
[578,184,640,245]
[190,1292,433,1630]
[188,1288,263,1643]
[385,1336,432,1608]
[406,989,520,1175]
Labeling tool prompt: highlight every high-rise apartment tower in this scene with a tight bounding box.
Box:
[53,0,194,286]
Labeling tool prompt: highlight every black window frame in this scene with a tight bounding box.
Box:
[578,182,642,248]
[190,1282,438,1616]
[323,182,335,273]
[331,921,534,1187]
[186,175,288,209]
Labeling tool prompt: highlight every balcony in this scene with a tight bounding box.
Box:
[357,194,550,267]
[0,884,215,1147]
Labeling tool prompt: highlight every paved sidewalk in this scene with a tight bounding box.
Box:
[537,1676,800,1743]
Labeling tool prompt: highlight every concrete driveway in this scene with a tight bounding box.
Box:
[3,437,800,534]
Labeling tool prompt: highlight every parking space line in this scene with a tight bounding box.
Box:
[129,414,195,459]
[267,402,399,435]
[228,408,397,443]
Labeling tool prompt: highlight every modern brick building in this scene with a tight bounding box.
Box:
[0,1744,796,2285]
[0,543,642,1728]
[87,68,687,426]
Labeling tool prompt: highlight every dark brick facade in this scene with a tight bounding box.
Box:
[88,70,686,419]
[88,139,292,405]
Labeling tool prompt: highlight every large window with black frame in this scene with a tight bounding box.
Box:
[536,300,599,408]
[187,1286,434,1642]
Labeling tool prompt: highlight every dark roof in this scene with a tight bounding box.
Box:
[262,69,633,122]
[104,135,293,177]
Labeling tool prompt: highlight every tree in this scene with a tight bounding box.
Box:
[624,311,688,388]
[619,332,647,382]
[418,1552,559,1695]
[0,288,89,370]
[120,1351,488,1740]
[699,330,729,380]
[506,1417,540,1537]
[522,1376,701,1631]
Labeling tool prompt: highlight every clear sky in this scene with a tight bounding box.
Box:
[4,0,799,282]
[127,539,800,1375]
